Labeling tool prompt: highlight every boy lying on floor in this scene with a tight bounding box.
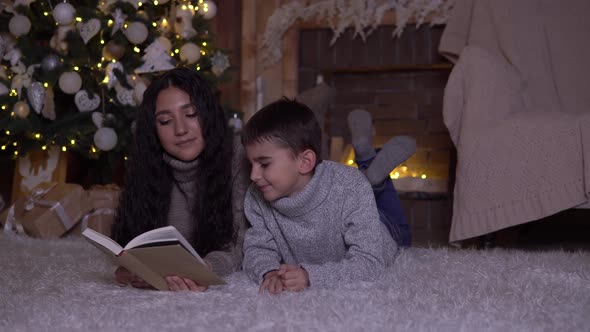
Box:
[241,98,414,294]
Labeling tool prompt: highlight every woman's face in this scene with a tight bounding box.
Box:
[154,86,205,161]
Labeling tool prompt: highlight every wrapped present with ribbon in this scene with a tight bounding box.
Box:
[70,184,120,237]
[1,182,85,238]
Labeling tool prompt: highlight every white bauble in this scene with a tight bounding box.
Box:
[124,22,148,44]
[179,43,201,64]
[13,101,30,118]
[200,0,217,20]
[58,71,82,94]
[93,127,118,151]
[9,15,31,37]
[53,3,76,26]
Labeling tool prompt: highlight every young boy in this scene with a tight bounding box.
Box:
[241,98,398,294]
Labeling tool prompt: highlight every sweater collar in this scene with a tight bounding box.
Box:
[162,153,198,184]
[270,161,331,217]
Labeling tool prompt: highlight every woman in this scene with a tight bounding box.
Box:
[112,67,248,291]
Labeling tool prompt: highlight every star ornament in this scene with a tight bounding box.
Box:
[110,8,127,36]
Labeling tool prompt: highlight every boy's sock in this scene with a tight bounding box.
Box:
[347,109,375,161]
[366,136,416,186]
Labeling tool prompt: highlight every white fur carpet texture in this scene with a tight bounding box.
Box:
[1,233,589,332]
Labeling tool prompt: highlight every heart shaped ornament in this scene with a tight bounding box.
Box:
[77,18,101,44]
[116,87,136,106]
[91,112,104,128]
[27,82,46,114]
[75,90,100,112]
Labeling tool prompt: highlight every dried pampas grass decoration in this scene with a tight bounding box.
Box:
[260,0,454,69]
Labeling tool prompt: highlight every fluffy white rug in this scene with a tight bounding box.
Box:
[1,233,589,332]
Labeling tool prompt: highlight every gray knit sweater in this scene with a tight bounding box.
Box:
[164,136,249,277]
[242,160,397,288]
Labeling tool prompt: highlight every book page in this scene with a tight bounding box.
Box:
[125,226,204,264]
[82,228,123,255]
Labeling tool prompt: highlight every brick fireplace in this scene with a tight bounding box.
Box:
[298,25,454,246]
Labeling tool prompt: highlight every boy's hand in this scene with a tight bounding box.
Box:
[114,266,151,289]
[165,275,208,292]
[277,264,309,292]
[259,270,284,294]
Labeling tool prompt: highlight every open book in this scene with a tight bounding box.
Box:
[82,226,225,291]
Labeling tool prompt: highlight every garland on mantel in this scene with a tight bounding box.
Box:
[261,0,455,69]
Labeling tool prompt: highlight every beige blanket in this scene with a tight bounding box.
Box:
[439,0,590,241]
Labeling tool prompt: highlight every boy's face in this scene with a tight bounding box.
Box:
[246,140,313,202]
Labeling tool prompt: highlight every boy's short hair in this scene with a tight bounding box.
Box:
[242,98,322,165]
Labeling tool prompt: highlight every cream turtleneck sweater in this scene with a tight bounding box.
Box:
[162,137,249,277]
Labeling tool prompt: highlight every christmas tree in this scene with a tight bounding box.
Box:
[0,0,231,180]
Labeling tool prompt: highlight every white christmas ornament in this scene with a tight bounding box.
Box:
[74,90,100,112]
[77,18,101,44]
[135,39,175,74]
[53,3,76,26]
[27,82,46,114]
[110,8,127,36]
[179,43,201,64]
[9,15,31,37]
[115,85,135,106]
[124,22,148,44]
[13,100,30,118]
[174,6,196,39]
[94,127,118,151]
[58,71,82,94]
[200,0,217,20]
[211,51,230,76]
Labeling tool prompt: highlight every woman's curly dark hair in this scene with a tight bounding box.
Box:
[112,67,234,255]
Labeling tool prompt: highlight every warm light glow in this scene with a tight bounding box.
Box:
[134,46,141,53]
[70,139,76,145]
[123,23,128,29]
[102,76,110,84]
[35,133,41,139]
[43,82,49,88]
[181,5,187,10]
[100,40,105,45]
[202,42,207,46]
[111,59,116,63]
[42,146,47,150]
[0,146,5,150]
[91,146,97,153]
[401,166,408,172]
[421,174,427,179]
[170,52,175,57]
[13,142,17,146]
[97,63,102,68]
[124,156,128,160]
[76,17,82,22]
[74,66,79,71]
[154,0,159,5]
[188,4,194,10]
[200,50,205,55]
[108,19,113,26]
[5,130,10,135]
[411,173,417,178]
[14,151,18,156]
[43,12,49,16]
[62,146,67,152]
[138,2,143,6]
[152,22,157,27]
[9,89,17,97]
[1,105,5,110]
[196,66,201,70]
[174,49,179,54]
[347,159,354,165]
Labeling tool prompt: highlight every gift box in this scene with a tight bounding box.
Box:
[1,182,85,238]
[70,184,121,237]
